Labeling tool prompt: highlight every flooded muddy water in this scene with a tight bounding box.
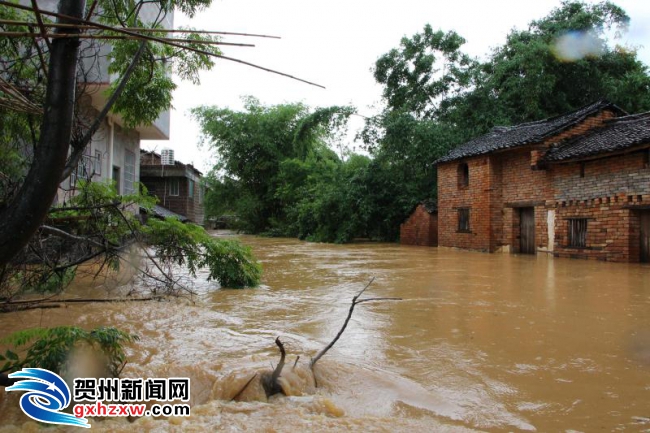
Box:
[1,233,650,432]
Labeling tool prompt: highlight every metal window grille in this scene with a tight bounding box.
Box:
[70,155,94,185]
[124,150,136,195]
[568,218,587,247]
[95,150,102,175]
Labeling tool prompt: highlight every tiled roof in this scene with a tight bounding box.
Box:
[544,112,650,162]
[142,205,188,222]
[421,200,438,214]
[435,100,625,164]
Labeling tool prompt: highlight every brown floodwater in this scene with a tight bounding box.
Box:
[1,232,649,432]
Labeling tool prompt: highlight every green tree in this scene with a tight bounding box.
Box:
[456,0,650,127]
[374,25,477,119]
[193,98,355,235]
[0,0,223,265]
[363,0,650,241]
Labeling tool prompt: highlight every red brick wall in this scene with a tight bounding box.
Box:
[552,152,650,201]
[552,202,640,262]
[438,155,493,251]
[499,150,554,251]
[550,151,650,262]
[436,109,649,261]
[400,205,438,246]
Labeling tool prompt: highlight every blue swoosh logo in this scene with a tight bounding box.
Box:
[6,368,90,428]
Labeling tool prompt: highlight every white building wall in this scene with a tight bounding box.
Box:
[31,1,174,204]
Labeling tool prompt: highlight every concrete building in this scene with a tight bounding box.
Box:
[29,1,173,202]
[435,100,650,263]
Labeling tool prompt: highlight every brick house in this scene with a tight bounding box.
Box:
[435,100,650,263]
[400,202,438,246]
[139,150,205,225]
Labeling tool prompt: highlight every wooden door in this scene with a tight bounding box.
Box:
[520,207,535,254]
[641,211,650,263]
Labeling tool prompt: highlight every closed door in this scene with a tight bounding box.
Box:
[520,207,535,254]
[641,212,650,263]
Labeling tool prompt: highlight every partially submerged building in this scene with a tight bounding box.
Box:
[400,202,438,246]
[139,150,205,226]
[435,100,650,262]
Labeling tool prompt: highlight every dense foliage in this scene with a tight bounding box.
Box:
[197,1,650,243]
[0,0,221,265]
[144,217,261,288]
[0,180,261,304]
[194,98,367,242]
[1,326,137,377]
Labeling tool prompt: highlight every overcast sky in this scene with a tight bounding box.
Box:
[141,0,650,172]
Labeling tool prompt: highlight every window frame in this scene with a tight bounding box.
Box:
[94,150,102,176]
[124,149,136,195]
[457,208,471,233]
[457,163,469,189]
[169,178,180,196]
[567,218,588,248]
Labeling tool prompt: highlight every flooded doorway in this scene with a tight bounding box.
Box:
[641,211,650,262]
[519,207,535,254]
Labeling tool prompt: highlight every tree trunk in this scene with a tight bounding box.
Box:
[0,0,86,265]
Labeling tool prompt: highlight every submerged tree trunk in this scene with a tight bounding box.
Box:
[0,0,85,265]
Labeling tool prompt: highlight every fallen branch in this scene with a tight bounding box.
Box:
[3,296,164,305]
[230,373,257,401]
[260,337,286,397]
[0,296,165,313]
[310,278,401,371]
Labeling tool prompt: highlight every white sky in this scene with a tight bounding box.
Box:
[141,0,650,173]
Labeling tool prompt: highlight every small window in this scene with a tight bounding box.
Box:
[644,149,650,168]
[112,166,120,194]
[579,162,585,178]
[568,218,587,247]
[94,150,102,176]
[458,208,470,232]
[189,179,194,198]
[71,156,90,185]
[124,150,136,195]
[458,163,469,188]
[169,178,179,196]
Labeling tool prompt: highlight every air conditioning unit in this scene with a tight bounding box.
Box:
[161,148,175,165]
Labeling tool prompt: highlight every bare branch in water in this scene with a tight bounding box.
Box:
[261,337,286,397]
[310,278,401,374]
[230,373,257,402]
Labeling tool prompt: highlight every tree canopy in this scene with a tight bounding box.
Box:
[193,98,358,239]
[198,1,650,244]
[360,0,650,239]
[0,0,225,265]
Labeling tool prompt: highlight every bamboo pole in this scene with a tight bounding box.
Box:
[30,0,51,51]
[0,19,281,39]
[0,31,255,47]
[0,1,324,89]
